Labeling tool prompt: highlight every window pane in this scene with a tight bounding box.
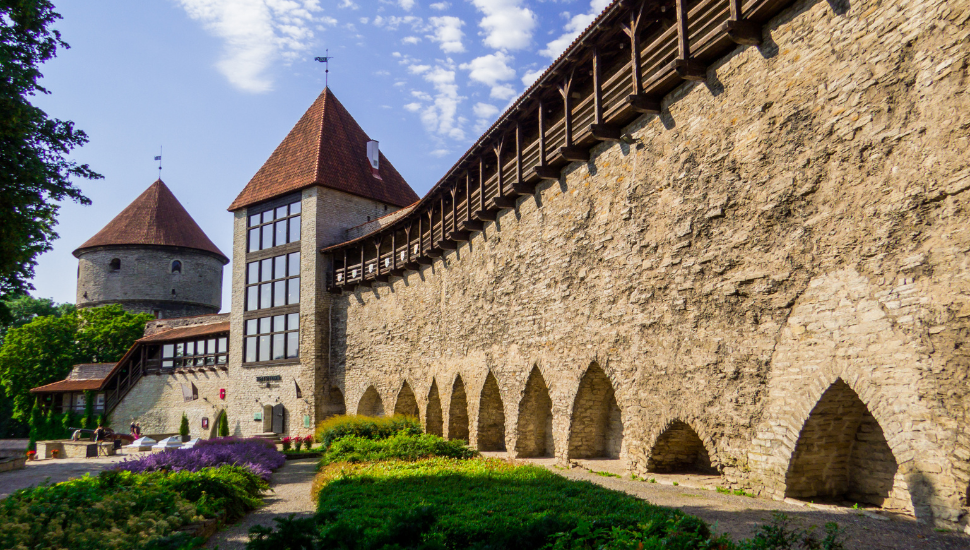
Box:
[288,277,300,305]
[276,206,287,219]
[195,357,204,366]
[261,224,273,249]
[260,258,272,282]
[289,216,301,242]
[198,340,206,354]
[248,262,259,284]
[248,228,259,252]
[249,214,260,227]
[273,280,286,307]
[287,313,299,330]
[274,255,286,279]
[175,343,184,357]
[247,286,258,311]
[184,341,194,356]
[260,283,272,309]
[245,337,257,362]
[218,337,228,353]
[217,355,227,364]
[246,319,257,335]
[273,315,285,333]
[262,210,274,224]
[162,344,174,358]
[259,317,271,334]
[205,356,215,365]
[275,220,287,245]
[288,252,300,276]
[207,339,216,354]
[272,334,285,360]
[290,201,301,214]
[258,335,271,361]
[162,360,174,368]
[286,332,299,358]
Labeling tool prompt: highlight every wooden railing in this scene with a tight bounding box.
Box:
[326,0,777,291]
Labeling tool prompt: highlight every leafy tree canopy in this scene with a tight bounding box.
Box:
[0,292,74,346]
[0,0,101,303]
[0,304,152,420]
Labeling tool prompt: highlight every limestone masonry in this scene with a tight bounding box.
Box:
[53,0,970,533]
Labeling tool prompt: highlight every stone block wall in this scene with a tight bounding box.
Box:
[330,0,970,528]
[110,370,230,439]
[76,246,224,318]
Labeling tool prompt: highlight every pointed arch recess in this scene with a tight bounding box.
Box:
[447,375,470,442]
[426,381,444,436]
[516,367,553,457]
[394,381,420,419]
[478,372,506,451]
[785,379,909,509]
[324,387,346,418]
[357,386,385,417]
[568,363,623,459]
[647,420,716,474]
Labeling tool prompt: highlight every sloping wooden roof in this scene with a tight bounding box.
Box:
[228,87,419,211]
[74,179,229,263]
[30,379,105,393]
[137,321,230,343]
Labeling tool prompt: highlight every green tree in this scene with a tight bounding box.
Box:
[179,412,189,439]
[0,293,74,347]
[218,411,229,437]
[0,304,152,420]
[0,0,101,307]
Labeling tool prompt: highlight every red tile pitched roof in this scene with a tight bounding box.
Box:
[31,379,105,393]
[228,88,419,211]
[137,322,231,343]
[74,180,229,263]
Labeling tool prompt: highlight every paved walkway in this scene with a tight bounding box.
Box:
[206,458,318,550]
[0,454,131,498]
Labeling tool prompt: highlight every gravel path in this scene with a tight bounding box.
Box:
[546,463,970,550]
[206,458,318,550]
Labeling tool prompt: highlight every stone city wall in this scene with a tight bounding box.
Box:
[111,370,230,439]
[330,0,970,528]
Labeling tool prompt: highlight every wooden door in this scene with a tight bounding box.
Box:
[272,403,285,434]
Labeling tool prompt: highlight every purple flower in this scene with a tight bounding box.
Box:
[115,438,285,480]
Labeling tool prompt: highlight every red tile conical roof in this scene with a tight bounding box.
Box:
[74,180,229,263]
[228,88,418,212]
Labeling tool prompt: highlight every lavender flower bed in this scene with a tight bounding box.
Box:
[116,437,285,480]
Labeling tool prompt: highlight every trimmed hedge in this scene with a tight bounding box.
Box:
[315,415,421,449]
[320,433,478,467]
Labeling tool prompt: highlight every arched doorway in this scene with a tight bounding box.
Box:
[568,363,623,459]
[515,367,553,457]
[323,387,346,418]
[357,386,385,417]
[785,379,907,509]
[477,372,506,451]
[647,421,716,474]
[447,375,469,442]
[426,381,443,436]
[394,381,420,418]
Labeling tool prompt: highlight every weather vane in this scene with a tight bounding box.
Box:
[154,146,162,180]
[314,49,334,87]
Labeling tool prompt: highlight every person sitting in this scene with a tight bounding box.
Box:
[71,429,82,441]
[93,424,107,442]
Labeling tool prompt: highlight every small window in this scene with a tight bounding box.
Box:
[171,260,182,273]
[109,258,121,271]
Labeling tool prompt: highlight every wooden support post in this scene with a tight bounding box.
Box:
[558,72,590,162]
[461,171,484,231]
[721,0,761,45]
[489,138,516,208]
[590,47,621,141]
[512,122,537,195]
[390,230,406,276]
[374,236,389,282]
[417,215,433,264]
[450,186,470,241]
[534,100,559,180]
[475,155,498,221]
[671,0,707,81]
[623,4,661,114]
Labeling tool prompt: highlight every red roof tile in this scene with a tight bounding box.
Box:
[31,379,105,393]
[228,88,419,211]
[137,322,231,343]
[74,180,229,263]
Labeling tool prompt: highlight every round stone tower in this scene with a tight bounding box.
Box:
[73,179,229,319]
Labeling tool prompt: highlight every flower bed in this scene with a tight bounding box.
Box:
[116,437,285,480]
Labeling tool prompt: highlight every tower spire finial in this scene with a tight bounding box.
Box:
[314,50,334,87]
[154,146,162,180]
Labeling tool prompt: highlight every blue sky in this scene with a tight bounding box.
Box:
[30,0,611,309]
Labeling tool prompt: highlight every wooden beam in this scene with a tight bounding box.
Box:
[558,73,574,147]
[374,237,389,282]
[628,94,662,114]
[493,138,505,200]
[671,0,707,81]
[460,172,485,230]
[534,165,561,180]
[590,47,621,141]
[623,5,663,115]
[538,100,546,165]
[560,146,590,162]
[721,0,762,45]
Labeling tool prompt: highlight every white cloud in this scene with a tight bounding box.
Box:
[470,0,536,51]
[429,2,450,10]
[460,51,517,98]
[521,67,544,87]
[318,16,337,26]
[373,14,424,30]
[473,102,499,119]
[359,16,369,23]
[427,16,464,53]
[540,0,610,59]
[404,102,423,112]
[405,60,465,141]
[398,0,416,9]
[176,0,324,93]
[339,0,358,8]
[411,90,433,101]
[430,149,451,157]
[408,63,431,74]
[402,35,421,44]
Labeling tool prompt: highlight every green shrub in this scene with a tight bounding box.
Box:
[315,414,421,449]
[320,433,478,467]
[0,465,267,550]
[218,410,230,437]
[179,412,190,438]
